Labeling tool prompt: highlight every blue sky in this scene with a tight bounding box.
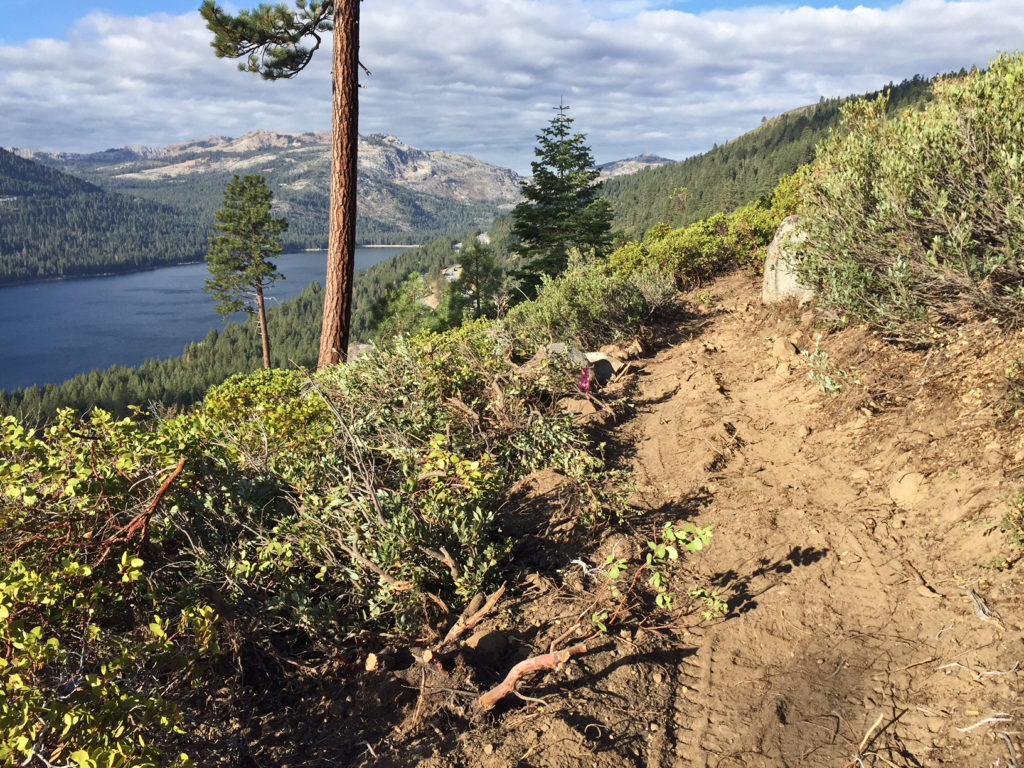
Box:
[1,1,200,41]
[3,0,904,42]
[0,0,1020,171]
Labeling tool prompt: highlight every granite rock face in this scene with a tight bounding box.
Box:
[762,215,815,305]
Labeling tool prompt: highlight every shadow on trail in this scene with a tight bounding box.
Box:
[712,545,829,615]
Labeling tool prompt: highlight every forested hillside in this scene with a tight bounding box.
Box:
[603,75,941,237]
[0,148,208,283]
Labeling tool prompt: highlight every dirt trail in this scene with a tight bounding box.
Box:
[625,274,1023,767]
[609,273,1022,767]
[346,272,1024,767]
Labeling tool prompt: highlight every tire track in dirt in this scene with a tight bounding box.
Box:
[623,279,1022,767]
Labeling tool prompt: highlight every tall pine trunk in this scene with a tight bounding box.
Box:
[256,286,271,369]
[318,0,360,367]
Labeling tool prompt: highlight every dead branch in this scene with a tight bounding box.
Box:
[476,643,587,712]
[440,583,506,647]
[420,545,461,582]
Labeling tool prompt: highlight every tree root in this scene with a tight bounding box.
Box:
[476,643,587,712]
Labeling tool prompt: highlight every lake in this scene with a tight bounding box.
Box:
[0,247,412,392]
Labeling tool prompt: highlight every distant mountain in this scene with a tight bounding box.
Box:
[14,131,525,249]
[597,154,672,180]
[0,147,207,285]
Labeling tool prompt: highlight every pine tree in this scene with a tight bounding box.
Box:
[448,239,503,321]
[511,103,613,289]
[200,0,360,367]
[204,175,288,369]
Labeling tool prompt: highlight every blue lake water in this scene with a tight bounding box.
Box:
[0,247,411,392]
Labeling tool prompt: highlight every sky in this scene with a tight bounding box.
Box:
[0,0,1021,173]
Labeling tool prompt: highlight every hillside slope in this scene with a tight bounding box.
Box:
[352,272,1020,768]
[602,75,939,237]
[0,147,208,284]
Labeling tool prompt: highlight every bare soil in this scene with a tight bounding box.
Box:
[206,271,1024,767]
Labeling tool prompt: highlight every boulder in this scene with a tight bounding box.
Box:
[585,351,625,384]
[762,215,815,305]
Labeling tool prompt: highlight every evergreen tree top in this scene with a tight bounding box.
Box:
[200,1,337,80]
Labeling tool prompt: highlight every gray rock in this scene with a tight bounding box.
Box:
[585,352,625,384]
[762,215,815,305]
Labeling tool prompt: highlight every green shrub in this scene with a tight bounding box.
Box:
[0,411,215,768]
[0,262,645,762]
[502,250,668,349]
[795,52,1024,330]
[608,171,802,287]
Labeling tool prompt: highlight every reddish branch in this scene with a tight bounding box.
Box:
[97,458,186,562]
[476,643,587,712]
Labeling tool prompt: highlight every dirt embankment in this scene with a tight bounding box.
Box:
[226,271,1024,767]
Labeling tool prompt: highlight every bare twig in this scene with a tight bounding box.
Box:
[896,657,936,673]
[97,457,186,562]
[955,713,1012,733]
[420,545,461,582]
[963,587,1007,630]
[901,559,938,595]
[476,644,587,711]
[999,732,1019,768]
[858,712,886,754]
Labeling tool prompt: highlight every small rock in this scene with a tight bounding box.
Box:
[776,361,793,377]
[585,352,625,384]
[545,341,588,366]
[483,744,494,755]
[889,472,927,508]
[797,425,811,439]
[652,671,664,684]
[983,442,1004,466]
[558,397,598,415]
[762,215,815,305]
[599,343,629,360]
[650,722,660,732]
[772,337,800,360]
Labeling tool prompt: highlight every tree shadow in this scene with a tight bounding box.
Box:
[711,545,830,615]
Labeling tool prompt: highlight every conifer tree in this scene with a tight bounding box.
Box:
[448,239,503,321]
[204,174,288,369]
[200,0,361,367]
[511,103,613,290]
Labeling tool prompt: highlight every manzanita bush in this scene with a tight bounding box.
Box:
[1,311,632,764]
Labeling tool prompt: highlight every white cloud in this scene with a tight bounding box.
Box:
[1,0,1021,172]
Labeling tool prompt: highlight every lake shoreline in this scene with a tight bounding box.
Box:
[0,247,414,392]
[0,245,419,289]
